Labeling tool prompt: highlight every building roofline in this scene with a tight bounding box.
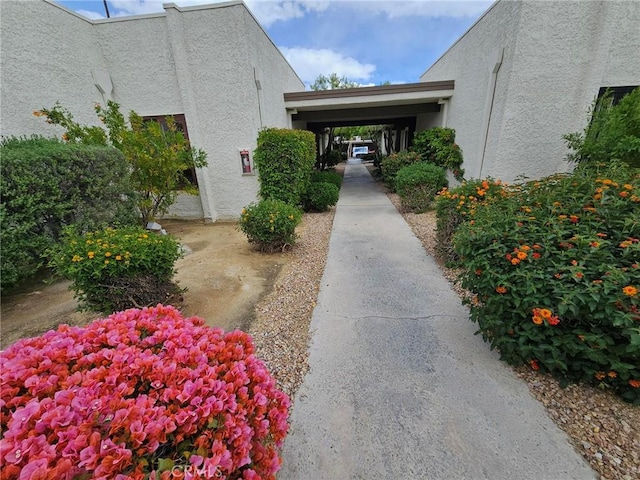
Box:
[45,0,95,23]
[420,0,500,78]
[284,81,455,101]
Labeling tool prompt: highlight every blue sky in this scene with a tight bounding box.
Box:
[55,0,493,87]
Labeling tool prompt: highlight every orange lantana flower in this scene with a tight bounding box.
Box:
[623,286,638,297]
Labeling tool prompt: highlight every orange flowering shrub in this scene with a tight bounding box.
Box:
[435,178,505,262]
[48,227,182,313]
[453,164,640,404]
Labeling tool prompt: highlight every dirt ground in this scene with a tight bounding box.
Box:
[0,221,291,350]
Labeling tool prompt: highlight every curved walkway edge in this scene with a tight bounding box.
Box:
[279,163,596,479]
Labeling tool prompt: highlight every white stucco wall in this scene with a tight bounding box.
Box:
[0,0,107,136]
[421,0,640,182]
[1,0,303,222]
[420,0,522,180]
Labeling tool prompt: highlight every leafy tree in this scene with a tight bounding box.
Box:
[310,73,358,91]
[36,101,207,225]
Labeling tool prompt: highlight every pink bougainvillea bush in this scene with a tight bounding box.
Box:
[0,305,290,479]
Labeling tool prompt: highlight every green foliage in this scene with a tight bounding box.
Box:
[239,200,303,252]
[48,227,183,313]
[302,182,339,212]
[379,151,421,191]
[310,73,358,90]
[435,178,505,263]
[325,149,342,168]
[452,164,640,403]
[253,128,316,205]
[35,101,207,225]
[311,170,342,189]
[565,87,640,168]
[0,136,137,290]
[395,163,448,212]
[412,127,465,181]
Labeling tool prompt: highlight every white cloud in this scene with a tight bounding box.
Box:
[244,1,330,26]
[280,47,375,83]
[346,0,493,19]
[76,8,106,19]
[108,0,165,16]
[85,0,490,24]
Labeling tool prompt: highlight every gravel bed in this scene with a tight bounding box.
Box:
[249,209,335,400]
[247,173,638,480]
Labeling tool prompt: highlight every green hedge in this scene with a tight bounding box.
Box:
[395,162,448,212]
[311,170,342,189]
[379,151,421,191]
[253,128,316,205]
[302,182,339,212]
[0,137,137,290]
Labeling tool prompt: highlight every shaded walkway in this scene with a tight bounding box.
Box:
[279,163,595,479]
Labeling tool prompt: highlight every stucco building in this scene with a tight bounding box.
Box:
[2,0,639,221]
[420,0,640,182]
[0,0,303,222]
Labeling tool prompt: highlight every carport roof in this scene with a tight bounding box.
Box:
[284,80,454,129]
[284,80,454,110]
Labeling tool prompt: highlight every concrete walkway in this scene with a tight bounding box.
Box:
[279,163,596,479]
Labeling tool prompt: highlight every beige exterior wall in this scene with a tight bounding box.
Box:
[0,0,304,221]
[421,0,640,182]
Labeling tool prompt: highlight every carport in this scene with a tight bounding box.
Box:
[284,80,455,156]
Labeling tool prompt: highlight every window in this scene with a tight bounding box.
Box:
[142,114,198,187]
[597,85,638,106]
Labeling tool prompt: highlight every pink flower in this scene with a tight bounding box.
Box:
[1,305,289,478]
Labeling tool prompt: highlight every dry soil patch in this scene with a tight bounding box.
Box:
[1,221,289,349]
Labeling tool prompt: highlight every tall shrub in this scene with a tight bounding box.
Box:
[565,87,640,168]
[252,128,316,205]
[35,101,207,225]
[412,127,465,180]
[0,137,137,290]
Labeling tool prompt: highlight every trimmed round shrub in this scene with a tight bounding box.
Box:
[310,170,342,189]
[302,182,339,212]
[239,199,302,252]
[48,227,182,313]
[0,304,290,479]
[453,163,640,404]
[395,163,448,212]
[379,151,421,190]
[0,136,138,291]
